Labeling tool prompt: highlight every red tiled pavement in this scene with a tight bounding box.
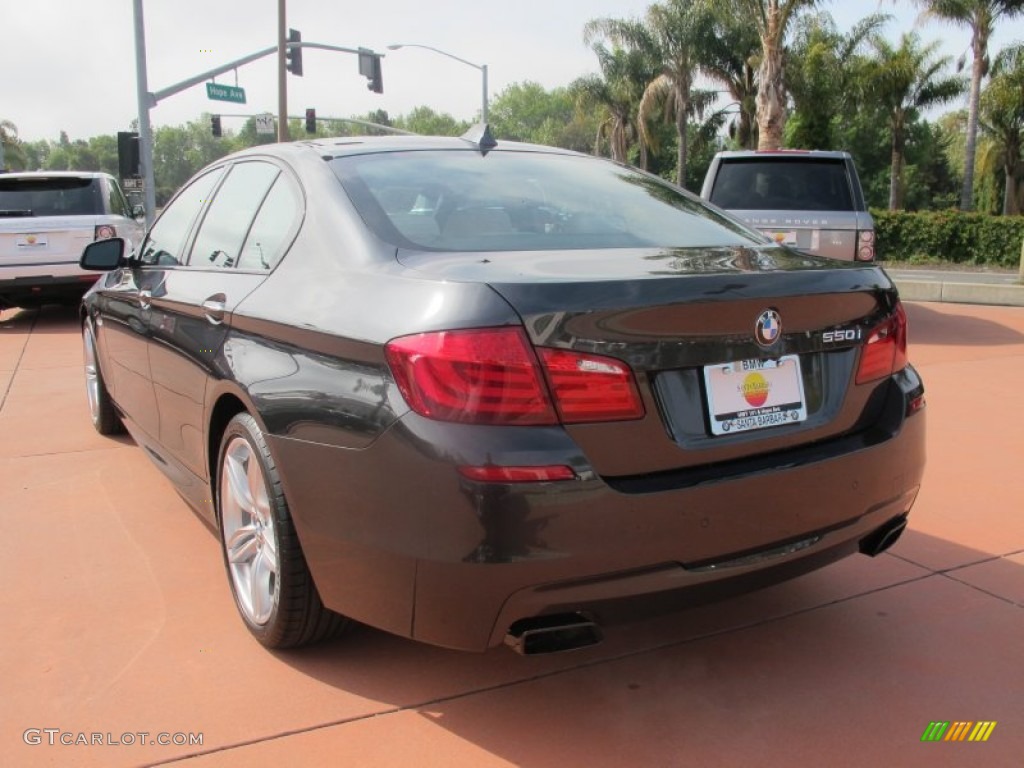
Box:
[0,301,1021,767]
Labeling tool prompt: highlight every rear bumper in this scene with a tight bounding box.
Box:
[0,268,99,307]
[270,368,925,652]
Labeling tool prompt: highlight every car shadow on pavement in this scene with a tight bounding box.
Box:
[253,527,1022,765]
[905,302,1024,347]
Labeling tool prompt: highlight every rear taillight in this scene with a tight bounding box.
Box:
[537,348,644,423]
[856,302,908,384]
[385,328,556,425]
[385,327,644,426]
[856,230,875,261]
[94,225,117,240]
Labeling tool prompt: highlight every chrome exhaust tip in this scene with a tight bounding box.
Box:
[859,515,908,557]
[504,613,603,655]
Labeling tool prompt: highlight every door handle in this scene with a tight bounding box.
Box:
[202,294,227,324]
[138,289,152,309]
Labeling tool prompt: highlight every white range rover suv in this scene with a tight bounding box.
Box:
[0,171,145,309]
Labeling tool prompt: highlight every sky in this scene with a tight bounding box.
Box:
[2,1,1019,143]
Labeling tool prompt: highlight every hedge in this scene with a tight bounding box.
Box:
[871,209,1024,268]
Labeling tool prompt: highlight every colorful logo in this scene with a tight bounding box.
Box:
[741,372,770,407]
[26,235,37,244]
[755,309,782,348]
[921,721,996,742]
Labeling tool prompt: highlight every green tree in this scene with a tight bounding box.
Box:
[910,0,1024,210]
[865,32,966,209]
[701,5,761,149]
[728,0,821,150]
[393,106,469,137]
[488,81,596,152]
[572,44,653,164]
[785,11,889,149]
[977,44,1024,214]
[585,0,719,187]
[1,119,26,170]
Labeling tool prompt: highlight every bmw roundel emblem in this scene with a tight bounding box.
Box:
[755,309,782,347]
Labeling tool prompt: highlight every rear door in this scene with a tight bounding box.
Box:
[146,159,302,480]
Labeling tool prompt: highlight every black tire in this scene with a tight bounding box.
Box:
[82,321,124,436]
[216,412,348,648]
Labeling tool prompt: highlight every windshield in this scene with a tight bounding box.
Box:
[709,158,855,212]
[0,177,104,216]
[331,150,764,252]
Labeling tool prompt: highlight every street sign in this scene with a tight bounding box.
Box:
[122,177,143,190]
[206,82,246,104]
[255,113,276,136]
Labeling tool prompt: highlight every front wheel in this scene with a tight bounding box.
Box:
[216,412,348,648]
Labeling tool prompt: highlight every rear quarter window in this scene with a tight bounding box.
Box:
[710,159,854,212]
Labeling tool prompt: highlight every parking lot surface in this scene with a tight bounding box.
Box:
[1,301,1022,767]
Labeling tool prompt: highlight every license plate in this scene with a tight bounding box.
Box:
[703,355,807,436]
[763,229,797,245]
[16,234,48,248]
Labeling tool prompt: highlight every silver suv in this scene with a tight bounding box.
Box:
[0,172,145,308]
[700,150,875,262]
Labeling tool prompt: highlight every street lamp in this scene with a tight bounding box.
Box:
[386,43,488,123]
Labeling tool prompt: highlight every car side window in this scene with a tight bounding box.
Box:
[188,162,280,269]
[236,174,301,271]
[107,179,129,217]
[139,168,224,266]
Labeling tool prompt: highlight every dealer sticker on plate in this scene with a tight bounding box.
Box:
[703,355,807,436]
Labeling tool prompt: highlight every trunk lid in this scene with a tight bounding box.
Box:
[399,245,899,477]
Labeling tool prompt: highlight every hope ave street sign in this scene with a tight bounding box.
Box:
[206,82,246,104]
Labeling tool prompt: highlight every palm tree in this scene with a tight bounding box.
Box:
[977,44,1024,214]
[785,12,890,149]
[910,0,1024,210]
[585,0,718,186]
[865,33,966,209]
[701,6,762,149]
[728,0,821,150]
[572,44,654,166]
[1,119,26,171]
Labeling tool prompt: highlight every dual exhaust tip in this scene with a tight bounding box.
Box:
[505,515,909,655]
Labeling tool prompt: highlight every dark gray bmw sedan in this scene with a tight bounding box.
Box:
[79,128,925,654]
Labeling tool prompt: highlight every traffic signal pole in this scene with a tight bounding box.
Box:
[277,0,288,142]
[132,0,156,227]
[131,0,383,223]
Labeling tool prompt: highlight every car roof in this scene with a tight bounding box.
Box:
[714,150,852,160]
[228,130,583,163]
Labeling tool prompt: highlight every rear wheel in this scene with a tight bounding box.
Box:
[82,321,123,435]
[217,412,348,648]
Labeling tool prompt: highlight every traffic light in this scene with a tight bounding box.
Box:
[286,28,303,76]
[117,131,140,179]
[358,49,383,94]
[211,115,222,138]
[305,108,316,134]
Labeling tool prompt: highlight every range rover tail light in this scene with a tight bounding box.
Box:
[856,229,875,261]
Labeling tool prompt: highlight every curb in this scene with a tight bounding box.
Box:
[893,279,1024,308]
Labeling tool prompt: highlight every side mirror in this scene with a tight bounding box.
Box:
[132,204,145,219]
[81,237,127,271]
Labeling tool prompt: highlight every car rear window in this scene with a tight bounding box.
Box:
[0,177,105,216]
[332,150,763,252]
[709,158,854,212]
